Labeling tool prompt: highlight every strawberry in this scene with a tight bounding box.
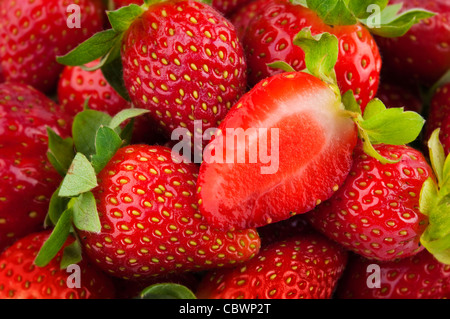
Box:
[233,0,434,109]
[306,142,433,261]
[77,144,260,280]
[58,59,131,118]
[229,0,261,40]
[33,108,261,281]
[375,0,450,86]
[424,83,450,156]
[58,0,248,156]
[0,0,105,94]
[335,250,450,299]
[0,82,71,252]
[376,80,424,114]
[112,0,250,17]
[210,0,252,16]
[195,232,348,299]
[196,31,425,232]
[0,231,116,299]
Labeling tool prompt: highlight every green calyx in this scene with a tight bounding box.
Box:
[290,0,435,37]
[35,108,149,269]
[420,129,450,264]
[269,27,425,164]
[56,2,149,101]
[137,283,197,299]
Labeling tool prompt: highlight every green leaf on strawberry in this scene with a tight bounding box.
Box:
[35,207,74,267]
[107,4,145,33]
[292,27,425,164]
[420,129,450,264]
[138,283,197,299]
[290,0,435,37]
[37,108,149,268]
[59,153,98,198]
[46,127,75,177]
[72,192,101,233]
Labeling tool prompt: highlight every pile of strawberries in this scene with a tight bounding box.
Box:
[0,0,449,300]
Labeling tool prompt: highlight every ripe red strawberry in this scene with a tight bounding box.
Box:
[376,80,423,114]
[0,231,116,299]
[0,82,71,252]
[74,144,260,280]
[235,0,381,109]
[58,59,132,118]
[113,0,249,17]
[229,0,261,40]
[0,0,105,94]
[119,0,247,148]
[307,142,433,261]
[336,250,450,299]
[67,0,248,153]
[424,83,450,156]
[195,232,348,299]
[375,0,450,86]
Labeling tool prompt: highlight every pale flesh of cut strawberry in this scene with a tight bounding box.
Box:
[197,72,358,231]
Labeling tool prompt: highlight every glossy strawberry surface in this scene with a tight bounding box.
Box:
[336,250,450,299]
[0,83,71,252]
[236,0,381,109]
[307,142,433,261]
[375,0,450,86]
[196,232,348,299]
[0,0,105,93]
[425,83,450,155]
[58,59,131,118]
[0,231,116,299]
[78,145,261,280]
[121,0,247,148]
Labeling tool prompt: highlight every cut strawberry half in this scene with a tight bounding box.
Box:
[197,71,358,230]
[196,29,426,231]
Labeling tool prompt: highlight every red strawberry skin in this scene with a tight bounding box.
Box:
[375,0,450,86]
[425,83,450,155]
[196,232,348,299]
[376,80,423,114]
[0,0,105,93]
[307,142,433,261]
[78,145,261,280]
[336,251,450,299]
[58,59,131,118]
[0,231,116,299]
[120,0,247,147]
[197,71,358,231]
[236,0,381,109]
[0,83,71,252]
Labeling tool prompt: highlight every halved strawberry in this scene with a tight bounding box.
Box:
[196,30,425,231]
[196,231,348,299]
